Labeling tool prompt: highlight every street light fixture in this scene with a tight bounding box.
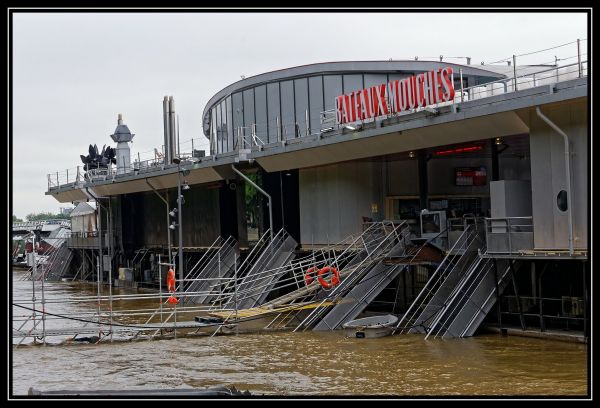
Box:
[171,156,186,302]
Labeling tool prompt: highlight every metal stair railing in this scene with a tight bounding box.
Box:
[44,245,74,281]
[208,229,275,308]
[219,229,293,309]
[251,225,385,327]
[457,259,516,338]
[406,226,484,334]
[312,225,412,330]
[294,221,407,332]
[393,223,483,334]
[24,243,62,281]
[186,237,239,305]
[430,258,516,339]
[424,254,491,339]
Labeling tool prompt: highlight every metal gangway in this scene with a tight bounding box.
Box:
[185,236,239,305]
[312,222,458,332]
[213,228,297,310]
[43,243,74,281]
[393,221,485,335]
[292,221,408,332]
[424,258,520,340]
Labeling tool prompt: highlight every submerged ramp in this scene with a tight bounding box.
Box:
[186,237,239,305]
[225,229,297,310]
[313,241,408,331]
[43,244,74,281]
[426,258,517,339]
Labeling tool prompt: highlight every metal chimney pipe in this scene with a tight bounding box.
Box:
[163,96,171,164]
[117,113,123,125]
[168,96,177,161]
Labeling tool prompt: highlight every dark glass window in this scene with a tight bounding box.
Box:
[294,78,309,137]
[308,76,324,134]
[267,82,280,143]
[232,92,243,150]
[211,107,217,155]
[243,88,255,132]
[216,101,223,154]
[226,96,233,152]
[254,85,267,144]
[280,80,295,140]
[323,75,342,111]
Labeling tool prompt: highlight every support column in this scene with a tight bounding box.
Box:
[510,260,527,330]
[417,150,428,210]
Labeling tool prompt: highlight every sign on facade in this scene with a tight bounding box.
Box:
[335,67,456,124]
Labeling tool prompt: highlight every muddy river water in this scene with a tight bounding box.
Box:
[11,271,588,397]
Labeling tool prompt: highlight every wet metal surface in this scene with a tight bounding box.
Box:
[11,270,588,396]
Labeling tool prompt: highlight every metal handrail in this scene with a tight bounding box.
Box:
[394,223,483,334]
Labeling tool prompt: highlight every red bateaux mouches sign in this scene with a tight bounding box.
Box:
[335,67,456,124]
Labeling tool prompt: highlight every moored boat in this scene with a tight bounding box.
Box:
[342,314,399,338]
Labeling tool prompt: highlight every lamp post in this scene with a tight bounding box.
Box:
[171,156,188,304]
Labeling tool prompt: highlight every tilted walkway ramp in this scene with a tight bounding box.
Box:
[186,236,239,305]
[223,229,298,310]
[426,258,518,339]
[313,241,408,331]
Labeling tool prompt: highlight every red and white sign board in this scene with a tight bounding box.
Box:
[335,67,455,125]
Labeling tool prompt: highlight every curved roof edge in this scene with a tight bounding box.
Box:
[201,60,508,136]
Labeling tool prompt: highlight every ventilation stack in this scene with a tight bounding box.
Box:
[110,113,135,175]
[163,96,177,164]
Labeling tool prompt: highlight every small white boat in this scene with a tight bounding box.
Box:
[342,314,399,338]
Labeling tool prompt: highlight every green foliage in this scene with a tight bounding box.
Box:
[25,212,70,221]
[12,215,23,223]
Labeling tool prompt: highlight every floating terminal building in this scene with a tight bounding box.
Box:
[40,54,588,341]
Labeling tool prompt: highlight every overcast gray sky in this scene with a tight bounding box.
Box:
[11,11,588,219]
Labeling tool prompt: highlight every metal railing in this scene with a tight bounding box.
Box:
[484,216,534,255]
[393,222,484,334]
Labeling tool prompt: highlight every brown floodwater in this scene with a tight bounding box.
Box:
[11,270,589,397]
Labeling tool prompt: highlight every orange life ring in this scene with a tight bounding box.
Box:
[304,266,319,286]
[317,266,340,289]
[166,268,176,292]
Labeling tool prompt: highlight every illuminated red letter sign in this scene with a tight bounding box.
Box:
[335,67,455,124]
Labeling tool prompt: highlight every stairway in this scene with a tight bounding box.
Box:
[41,244,74,281]
[425,258,517,339]
[223,229,298,310]
[313,241,408,331]
[294,221,409,332]
[186,237,240,305]
[394,223,485,335]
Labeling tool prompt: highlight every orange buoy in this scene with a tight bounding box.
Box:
[304,266,319,286]
[166,268,176,292]
[317,266,340,289]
